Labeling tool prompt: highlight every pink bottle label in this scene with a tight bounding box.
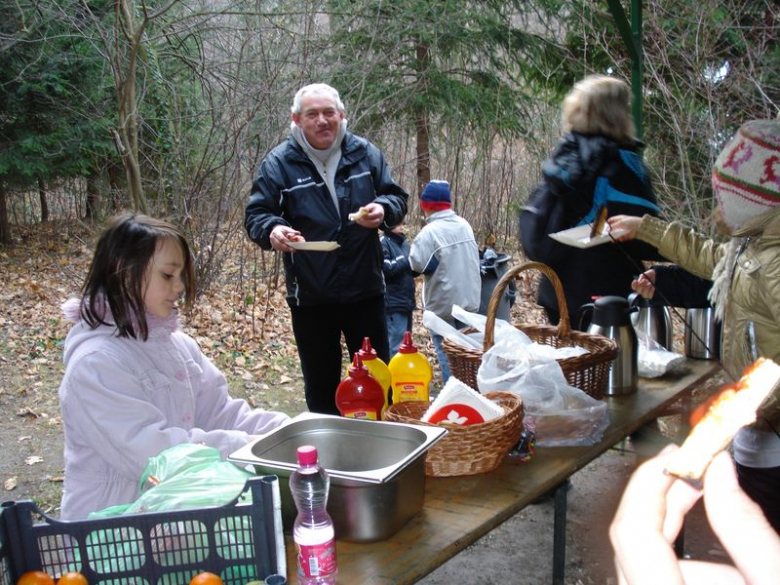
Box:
[296,538,337,578]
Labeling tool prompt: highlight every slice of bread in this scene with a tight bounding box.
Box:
[590,205,609,239]
[665,358,780,486]
[348,207,369,222]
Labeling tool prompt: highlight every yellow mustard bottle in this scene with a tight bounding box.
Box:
[357,337,392,416]
[388,331,432,403]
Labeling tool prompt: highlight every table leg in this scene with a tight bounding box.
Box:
[552,480,570,585]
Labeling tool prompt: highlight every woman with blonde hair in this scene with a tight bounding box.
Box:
[520,74,661,328]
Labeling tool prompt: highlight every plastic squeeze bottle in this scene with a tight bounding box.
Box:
[335,353,386,420]
[290,445,338,585]
[357,336,392,415]
[388,331,433,403]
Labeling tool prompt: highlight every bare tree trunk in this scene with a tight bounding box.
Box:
[107,160,122,211]
[414,42,432,197]
[85,171,100,220]
[37,177,49,222]
[113,0,148,213]
[83,0,187,215]
[415,109,430,198]
[0,182,11,245]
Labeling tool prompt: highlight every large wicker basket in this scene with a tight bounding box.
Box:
[442,261,618,400]
[384,391,523,477]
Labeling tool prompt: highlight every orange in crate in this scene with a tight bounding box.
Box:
[16,572,55,585]
[189,572,223,585]
[57,573,88,585]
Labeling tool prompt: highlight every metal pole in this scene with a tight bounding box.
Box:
[631,0,643,141]
[606,0,644,142]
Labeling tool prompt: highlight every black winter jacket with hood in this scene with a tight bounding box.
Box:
[246,132,408,306]
[380,230,416,314]
[521,132,662,326]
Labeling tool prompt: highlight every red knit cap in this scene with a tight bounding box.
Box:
[420,180,452,212]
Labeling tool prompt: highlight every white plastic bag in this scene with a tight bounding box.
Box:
[478,359,609,447]
[451,304,532,349]
[422,310,482,349]
[636,330,686,378]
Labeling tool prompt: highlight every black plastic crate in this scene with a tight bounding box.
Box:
[0,476,286,585]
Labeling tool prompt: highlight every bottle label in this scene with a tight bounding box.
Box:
[395,381,426,401]
[342,409,378,420]
[296,538,337,578]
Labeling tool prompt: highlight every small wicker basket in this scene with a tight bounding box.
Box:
[442,261,618,400]
[384,391,523,477]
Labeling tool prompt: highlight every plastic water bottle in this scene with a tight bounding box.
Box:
[290,445,337,584]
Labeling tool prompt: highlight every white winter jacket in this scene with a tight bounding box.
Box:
[58,299,289,519]
[409,210,481,321]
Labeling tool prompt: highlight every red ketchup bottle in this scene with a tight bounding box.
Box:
[336,353,385,420]
[356,337,392,416]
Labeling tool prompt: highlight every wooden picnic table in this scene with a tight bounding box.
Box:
[284,358,721,584]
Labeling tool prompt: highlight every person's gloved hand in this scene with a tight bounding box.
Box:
[631,269,657,300]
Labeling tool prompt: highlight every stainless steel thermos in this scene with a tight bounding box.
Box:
[684,307,721,359]
[580,296,637,396]
[629,293,674,351]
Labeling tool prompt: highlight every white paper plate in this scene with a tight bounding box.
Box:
[548,225,627,249]
[287,241,340,252]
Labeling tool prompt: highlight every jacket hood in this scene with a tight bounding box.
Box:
[544,133,620,190]
[61,297,180,367]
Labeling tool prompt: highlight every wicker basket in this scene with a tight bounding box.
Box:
[384,391,523,477]
[442,261,618,400]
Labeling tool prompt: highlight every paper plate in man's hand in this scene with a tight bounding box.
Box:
[287,241,340,252]
[548,225,627,249]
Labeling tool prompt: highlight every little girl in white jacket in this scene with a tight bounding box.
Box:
[58,213,289,520]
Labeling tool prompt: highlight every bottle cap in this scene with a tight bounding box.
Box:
[347,352,371,376]
[358,337,377,361]
[397,330,418,354]
[296,445,318,466]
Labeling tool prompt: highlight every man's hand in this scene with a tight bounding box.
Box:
[270,225,304,252]
[351,202,385,229]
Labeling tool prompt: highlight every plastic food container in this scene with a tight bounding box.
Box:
[0,477,286,585]
[229,413,446,543]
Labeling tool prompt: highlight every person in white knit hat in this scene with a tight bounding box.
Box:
[609,118,780,534]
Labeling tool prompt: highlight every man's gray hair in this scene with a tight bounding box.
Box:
[291,83,345,115]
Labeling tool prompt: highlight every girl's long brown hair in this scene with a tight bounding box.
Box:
[80,213,195,340]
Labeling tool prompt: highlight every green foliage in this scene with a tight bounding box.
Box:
[0,1,116,188]
[324,0,562,141]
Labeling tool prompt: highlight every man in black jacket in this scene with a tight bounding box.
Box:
[245,83,408,414]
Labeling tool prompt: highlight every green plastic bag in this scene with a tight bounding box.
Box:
[90,443,254,518]
[84,444,258,573]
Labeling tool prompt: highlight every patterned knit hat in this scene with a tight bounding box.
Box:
[713,119,780,232]
[420,180,452,212]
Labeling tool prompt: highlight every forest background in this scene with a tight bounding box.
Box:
[0,0,778,516]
